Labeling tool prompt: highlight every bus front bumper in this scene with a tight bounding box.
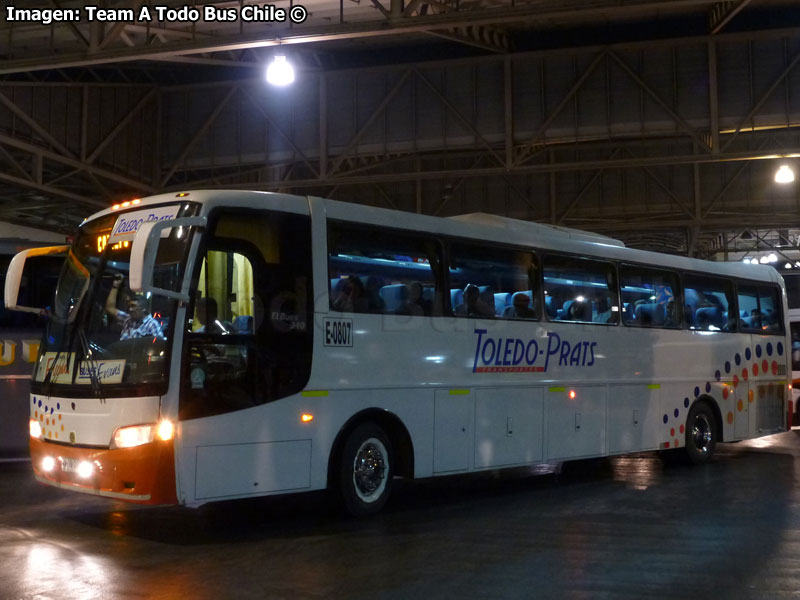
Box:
[29,436,177,505]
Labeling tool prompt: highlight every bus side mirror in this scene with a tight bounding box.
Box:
[4,245,69,314]
[129,216,206,301]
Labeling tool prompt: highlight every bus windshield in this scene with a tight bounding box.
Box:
[33,203,198,394]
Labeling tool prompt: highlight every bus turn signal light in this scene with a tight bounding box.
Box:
[157,420,175,441]
[301,413,314,423]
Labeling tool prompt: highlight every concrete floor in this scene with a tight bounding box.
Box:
[3,432,800,600]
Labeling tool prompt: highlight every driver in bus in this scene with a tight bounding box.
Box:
[105,275,166,340]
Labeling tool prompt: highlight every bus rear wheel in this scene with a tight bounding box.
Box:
[684,402,717,464]
[338,423,393,517]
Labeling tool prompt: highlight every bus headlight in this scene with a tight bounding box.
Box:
[111,420,174,449]
[30,419,42,440]
[111,424,154,449]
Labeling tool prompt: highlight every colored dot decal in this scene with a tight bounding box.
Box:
[772,361,779,375]
[45,418,49,426]
[742,368,749,381]
[778,342,784,356]
[737,399,743,412]
[670,428,675,436]
[753,363,759,376]
[723,387,729,400]
[767,343,773,356]
[34,411,38,418]
[56,403,60,410]
[674,408,680,418]
[727,412,734,424]
[733,375,739,388]
[694,386,700,398]
[715,370,721,381]
[32,398,36,405]
[684,398,690,408]
[61,425,64,431]
[762,360,768,373]
[746,348,752,360]
[674,439,680,447]
[705,382,711,393]
[725,361,731,374]
[71,402,75,410]
[680,425,685,434]
[756,345,762,358]
[664,441,671,448]
[39,415,43,422]
[38,400,42,408]
[58,414,61,421]
[54,433,58,440]
[663,414,669,424]
[735,353,741,365]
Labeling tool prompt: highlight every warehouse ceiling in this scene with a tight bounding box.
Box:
[1,0,800,259]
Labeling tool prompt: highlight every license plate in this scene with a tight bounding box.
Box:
[61,457,79,473]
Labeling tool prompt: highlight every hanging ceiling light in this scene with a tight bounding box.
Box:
[266,55,295,86]
[775,164,795,184]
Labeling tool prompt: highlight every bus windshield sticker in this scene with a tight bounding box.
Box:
[472,329,596,373]
[109,205,181,243]
[324,318,353,347]
[36,352,76,383]
[76,360,126,385]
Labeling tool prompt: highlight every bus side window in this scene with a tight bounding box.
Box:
[685,275,735,332]
[449,243,540,320]
[543,255,618,324]
[327,223,443,317]
[619,265,681,329]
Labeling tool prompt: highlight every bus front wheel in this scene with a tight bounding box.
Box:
[338,422,393,517]
[684,402,717,464]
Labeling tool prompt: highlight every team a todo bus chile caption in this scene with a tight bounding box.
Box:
[5,4,309,25]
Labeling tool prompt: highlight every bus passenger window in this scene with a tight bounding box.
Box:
[543,255,618,324]
[328,224,442,317]
[685,275,735,332]
[449,244,540,320]
[619,265,681,329]
[738,284,783,334]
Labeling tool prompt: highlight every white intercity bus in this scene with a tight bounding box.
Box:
[5,191,792,515]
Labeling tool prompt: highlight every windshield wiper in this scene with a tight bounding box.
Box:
[78,328,105,402]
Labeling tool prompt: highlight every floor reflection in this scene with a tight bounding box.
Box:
[610,455,664,490]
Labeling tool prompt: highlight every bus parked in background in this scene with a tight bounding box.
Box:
[0,229,66,458]
[5,191,791,515]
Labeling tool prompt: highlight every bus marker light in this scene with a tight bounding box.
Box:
[569,390,577,399]
[30,419,42,439]
[41,456,55,472]
[157,420,175,441]
[301,413,314,423]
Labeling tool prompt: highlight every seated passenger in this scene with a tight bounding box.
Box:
[593,295,613,323]
[502,292,536,319]
[455,284,495,318]
[332,276,368,313]
[564,298,590,322]
[403,281,432,316]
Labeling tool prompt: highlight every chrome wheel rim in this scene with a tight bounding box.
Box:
[692,413,713,454]
[352,437,388,503]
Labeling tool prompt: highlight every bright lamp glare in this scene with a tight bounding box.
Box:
[266,55,295,86]
[41,456,55,472]
[30,419,42,439]
[77,461,94,479]
[157,420,174,441]
[775,164,795,184]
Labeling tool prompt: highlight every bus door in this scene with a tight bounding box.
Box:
[176,209,313,503]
